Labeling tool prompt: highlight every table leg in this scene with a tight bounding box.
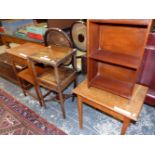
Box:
[77,96,83,129]
[121,117,131,135]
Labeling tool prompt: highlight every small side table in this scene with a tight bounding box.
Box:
[73,79,148,135]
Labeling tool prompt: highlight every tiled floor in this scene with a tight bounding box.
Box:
[0,75,155,135]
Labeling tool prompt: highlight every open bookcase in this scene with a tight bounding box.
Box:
[87,19,152,98]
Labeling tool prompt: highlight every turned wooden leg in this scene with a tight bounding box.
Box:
[121,117,131,135]
[77,96,83,129]
[58,91,66,119]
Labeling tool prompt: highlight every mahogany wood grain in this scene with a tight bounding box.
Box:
[17,66,44,84]
[121,117,131,135]
[90,75,133,98]
[73,79,148,134]
[89,49,140,69]
[6,43,51,106]
[77,96,83,129]
[6,42,45,58]
[28,45,77,119]
[0,53,18,84]
[99,25,147,57]
[87,19,152,98]
[89,19,151,26]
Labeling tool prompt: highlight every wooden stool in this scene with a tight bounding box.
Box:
[73,79,148,135]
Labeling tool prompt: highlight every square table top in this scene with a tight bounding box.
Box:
[73,79,148,121]
[28,45,75,66]
[6,42,75,66]
[6,43,45,59]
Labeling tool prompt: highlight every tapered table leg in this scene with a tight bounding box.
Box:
[121,117,131,135]
[77,96,83,129]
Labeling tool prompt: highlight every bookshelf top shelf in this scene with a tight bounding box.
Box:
[89,19,151,26]
[89,49,141,69]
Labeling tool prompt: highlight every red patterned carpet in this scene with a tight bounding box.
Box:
[0,88,66,135]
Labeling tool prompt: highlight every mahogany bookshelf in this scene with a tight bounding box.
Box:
[89,49,140,69]
[87,19,152,98]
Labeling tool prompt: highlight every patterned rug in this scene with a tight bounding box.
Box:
[0,88,66,135]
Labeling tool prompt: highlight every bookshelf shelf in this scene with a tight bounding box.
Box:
[87,19,152,98]
[89,49,140,69]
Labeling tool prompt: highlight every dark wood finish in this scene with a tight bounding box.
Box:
[0,35,3,45]
[0,53,18,84]
[91,19,151,26]
[73,79,148,135]
[15,66,45,106]
[81,54,87,74]
[10,57,45,107]
[6,42,46,57]
[90,49,140,69]
[43,27,78,101]
[0,23,44,83]
[6,43,49,106]
[87,19,152,98]
[28,45,77,118]
[48,19,78,29]
[17,66,44,85]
